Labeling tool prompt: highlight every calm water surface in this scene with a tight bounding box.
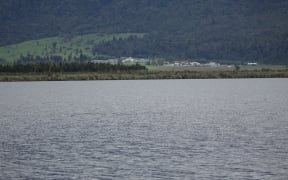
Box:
[0,79,288,179]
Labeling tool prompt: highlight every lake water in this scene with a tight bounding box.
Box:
[0,79,288,180]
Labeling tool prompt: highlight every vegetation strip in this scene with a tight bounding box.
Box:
[1,70,288,82]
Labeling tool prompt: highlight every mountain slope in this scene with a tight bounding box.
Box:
[1,0,288,64]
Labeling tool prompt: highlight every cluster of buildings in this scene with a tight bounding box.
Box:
[164,61,221,67]
[91,57,221,67]
[91,57,149,64]
[90,57,258,67]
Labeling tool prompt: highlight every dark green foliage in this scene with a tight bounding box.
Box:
[1,0,288,64]
[1,69,288,82]
[235,65,241,71]
[16,54,89,64]
[0,62,147,73]
[93,32,288,64]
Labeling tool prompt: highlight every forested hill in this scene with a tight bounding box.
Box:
[1,0,288,64]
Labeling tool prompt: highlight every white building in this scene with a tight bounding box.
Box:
[247,62,258,66]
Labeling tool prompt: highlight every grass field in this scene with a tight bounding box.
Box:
[0,33,145,63]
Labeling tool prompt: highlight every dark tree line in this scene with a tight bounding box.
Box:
[93,33,288,65]
[0,62,147,73]
[16,53,89,64]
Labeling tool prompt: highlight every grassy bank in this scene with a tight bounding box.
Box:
[1,69,288,82]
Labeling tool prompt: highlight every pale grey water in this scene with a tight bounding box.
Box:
[0,79,288,180]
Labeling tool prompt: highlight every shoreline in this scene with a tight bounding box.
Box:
[1,69,288,82]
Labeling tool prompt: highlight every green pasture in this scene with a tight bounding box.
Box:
[0,33,145,63]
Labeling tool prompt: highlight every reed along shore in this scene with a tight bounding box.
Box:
[1,69,288,82]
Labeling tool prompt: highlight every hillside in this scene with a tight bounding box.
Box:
[1,0,288,64]
[0,33,144,63]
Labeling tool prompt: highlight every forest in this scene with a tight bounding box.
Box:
[1,0,288,64]
[0,62,147,73]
